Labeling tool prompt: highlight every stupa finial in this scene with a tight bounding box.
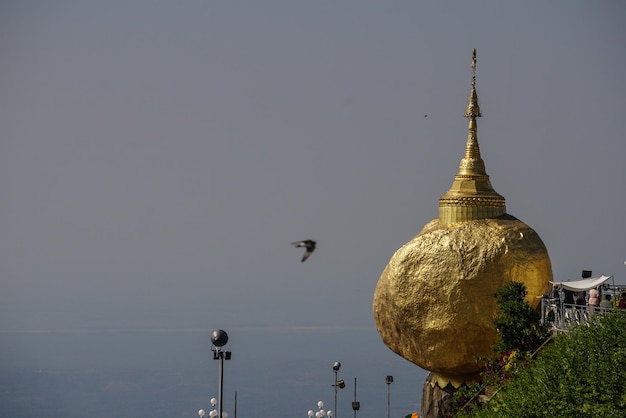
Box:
[465,48,481,120]
[438,49,506,224]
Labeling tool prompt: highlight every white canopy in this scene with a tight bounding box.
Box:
[551,275,613,291]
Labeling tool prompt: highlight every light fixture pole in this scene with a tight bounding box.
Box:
[211,329,231,418]
[385,375,393,418]
[351,377,360,418]
[332,362,345,418]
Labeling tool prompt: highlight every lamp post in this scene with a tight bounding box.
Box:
[332,362,345,418]
[385,375,393,418]
[211,329,231,418]
[351,377,360,418]
[308,400,333,418]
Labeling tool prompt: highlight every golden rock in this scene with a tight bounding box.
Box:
[373,215,552,380]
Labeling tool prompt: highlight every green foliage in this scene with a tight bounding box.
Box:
[492,281,550,354]
[464,312,626,417]
[450,382,484,417]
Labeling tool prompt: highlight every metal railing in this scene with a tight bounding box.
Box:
[540,298,617,330]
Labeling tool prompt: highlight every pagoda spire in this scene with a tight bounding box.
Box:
[465,49,481,118]
[438,49,506,224]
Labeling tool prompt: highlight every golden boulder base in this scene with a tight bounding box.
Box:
[373,214,552,385]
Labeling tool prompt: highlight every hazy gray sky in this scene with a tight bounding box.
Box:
[1,0,625,334]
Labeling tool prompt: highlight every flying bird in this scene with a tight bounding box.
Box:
[292,240,316,262]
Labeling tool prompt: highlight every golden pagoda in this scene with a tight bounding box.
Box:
[438,49,506,224]
[372,49,553,417]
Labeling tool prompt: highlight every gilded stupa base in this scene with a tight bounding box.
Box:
[427,372,482,389]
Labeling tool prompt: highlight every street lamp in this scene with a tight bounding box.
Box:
[332,362,345,418]
[308,400,333,418]
[351,377,360,418]
[198,398,225,418]
[385,375,393,418]
[211,329,231,418]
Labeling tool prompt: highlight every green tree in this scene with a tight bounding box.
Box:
[492,281,549,354]
[467,312,626,417]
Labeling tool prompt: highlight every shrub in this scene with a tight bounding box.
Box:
[469,312,626,417]
[492,281,550,354]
